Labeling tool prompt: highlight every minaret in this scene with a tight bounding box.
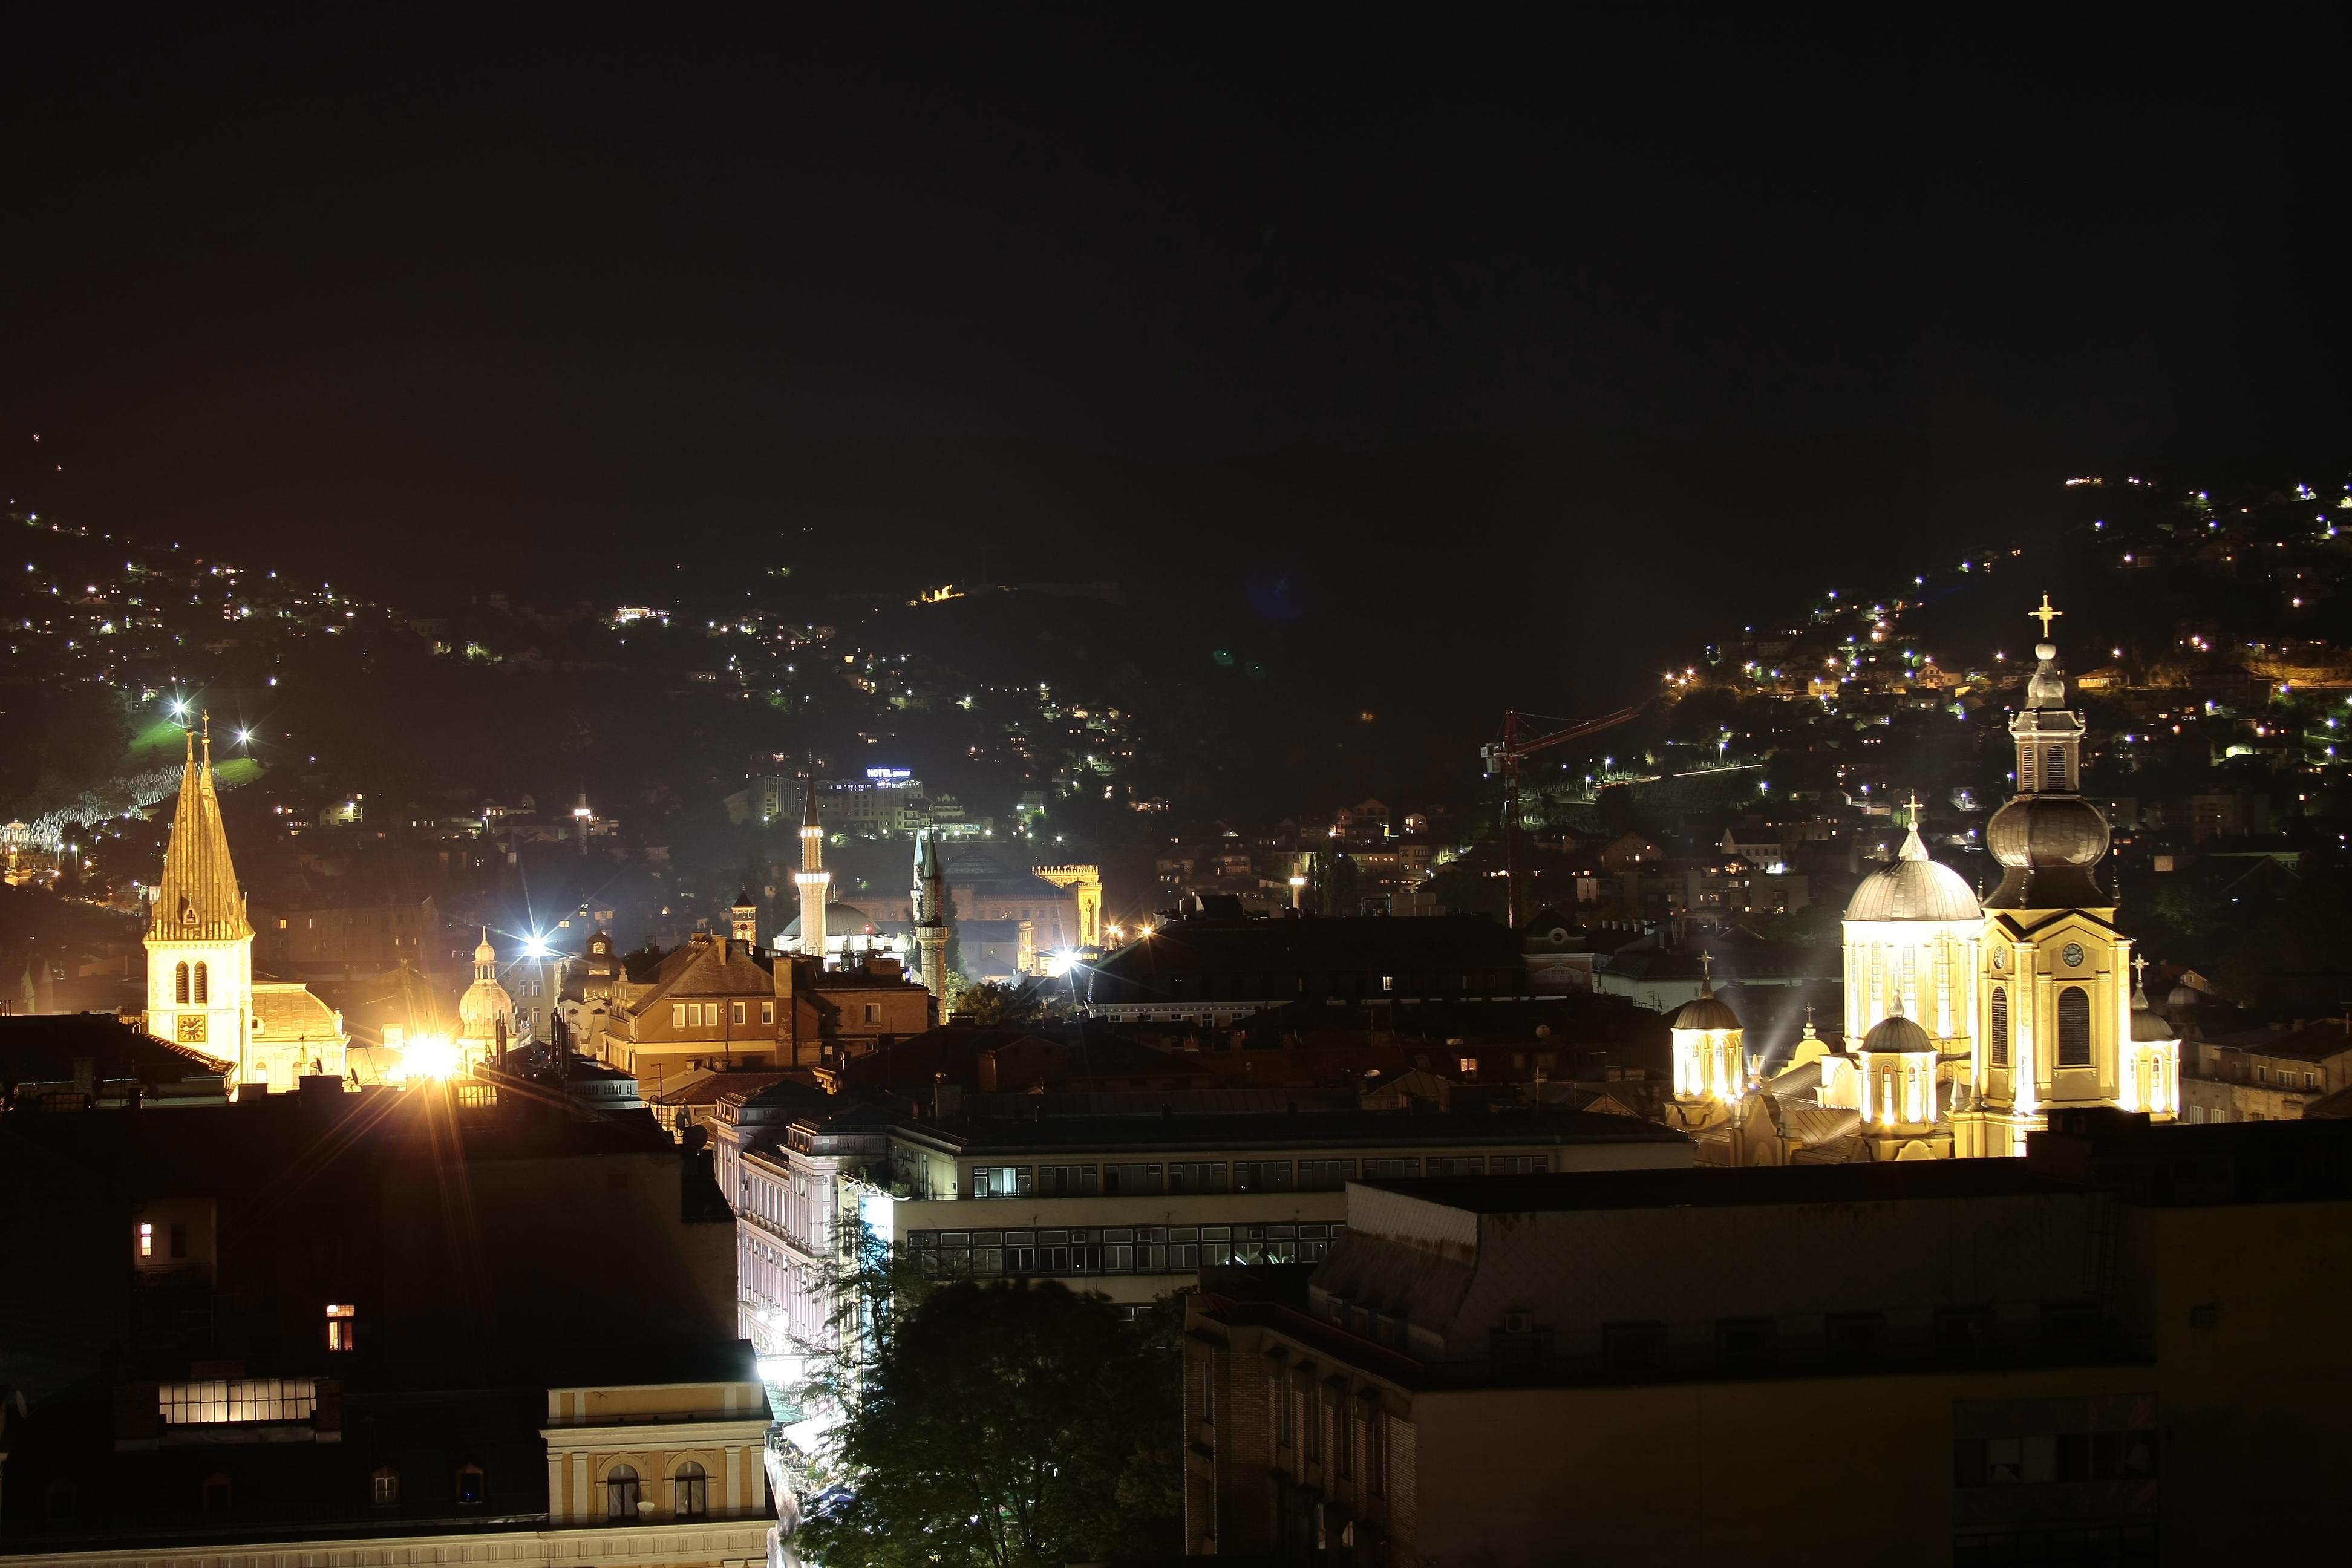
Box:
[912,827,949,1004]
[145,713,255,1076]
[796,760,830,965]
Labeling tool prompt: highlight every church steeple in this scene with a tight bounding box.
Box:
[150,713,252,944]
[1983,596,2111,910]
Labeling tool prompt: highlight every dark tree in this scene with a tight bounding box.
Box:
[796,1279,1181,1568]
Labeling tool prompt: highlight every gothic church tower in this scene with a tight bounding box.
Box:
[146,717,255,1074]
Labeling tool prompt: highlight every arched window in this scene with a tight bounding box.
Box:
[2045,746,2069,791]
[175,961,191,1004]
[454,1463,485,1507]
[606,1463,640,1520]
[1989,986,2009,1068]
[192,961,209,1005]
[673,1460,708,1518]
[2057,985,2092,1067]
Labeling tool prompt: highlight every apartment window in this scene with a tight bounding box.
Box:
[1458,1056,1478,1078]
[1491,1155,1549,1174]
[1036,1165,1099,1196]
[1166,1161,1227,1193]
[1103,1162,1163,1194]
[761,1001,774,1025]
[1425,1156,1485,1176]
[1826,1310,1885,1364]
[1361,1157,1420,1178]
[1364,1396,1387,1497]
[606,1464,639,1520]
[171,1222,187,1258]
[1603,1322,1664,1374]
[1296,1158,1356,1190]
[138,1221,154,1258]
[673,1461,708,1518]
[1716,1317,1774,1368]
[1004,1233,1039,1272]
[733,1002,747,1027]
[159,1378,318,1425]
[671,1003,687,1027]
[2056,986,2092,1068]
[455,1464,485,1506]
[971,1166,1033,1198]
[1989,986,2009,1067]
[45,1479,76,1521]
[864,1003,882,1024]
[1233,1160,1292,1191]
[1936,1305,1994,1358]
[326,1303,357,1351]
[371,1468,400,1507]
[1330,1383,1351,1479]
[203,1474,232,1515]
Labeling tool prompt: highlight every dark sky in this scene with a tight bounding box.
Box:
[5,13,2348,716]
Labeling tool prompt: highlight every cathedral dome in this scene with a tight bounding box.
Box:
[1860,1011,1932,1054]
[1671,990,1740,1032]
[2129,984,2177,1042]
[2166,981,2200,1011]
[458,974,515,1037]
[474,932,498,964]
[1986,794,2109,869]
[1844,826,1979,922]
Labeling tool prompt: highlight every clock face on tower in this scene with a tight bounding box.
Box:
[177,1013,208,1044]
[2062,942,2085,969]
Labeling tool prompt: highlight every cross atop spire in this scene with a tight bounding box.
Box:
[2132,952,2149,986]
[1697,950,1714,993]
[2031,593,2064,638]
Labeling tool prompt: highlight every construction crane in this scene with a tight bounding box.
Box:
[1481,706,1644,930]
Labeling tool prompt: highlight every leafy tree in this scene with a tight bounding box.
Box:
[953,976,1076,1026]
[795,1279,1181,1568]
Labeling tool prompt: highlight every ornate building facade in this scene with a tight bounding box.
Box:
[1674,599,2181,1163]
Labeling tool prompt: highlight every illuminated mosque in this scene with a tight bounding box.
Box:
[1667,598,2183,1163]
[144,717,350,1091]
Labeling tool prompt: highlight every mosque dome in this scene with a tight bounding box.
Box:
[1671,990,1740,1032]
[1845,826,1979,922]
[1986,794,2109,869]
[1860,1011,1932,1054]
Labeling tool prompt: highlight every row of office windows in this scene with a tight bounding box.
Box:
[672,1000,773,1028]
[47,1464,489,1523]
[965,1154,1550,1198]
[909,1221,1343,1277]
[1987,985,2094,1069]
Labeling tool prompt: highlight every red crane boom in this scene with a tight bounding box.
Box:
[1481,706,1644,930]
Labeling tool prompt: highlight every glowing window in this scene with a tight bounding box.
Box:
[1989,987,2009,1068]
[327,1304,356,1351]
[139,1221,154,1258]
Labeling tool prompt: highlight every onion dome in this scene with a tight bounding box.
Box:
[1860,1004,1931,1055]
[474,930,498,965]
[1987,795,2110,869]
[1845,825,1980,923]
[2130,979,2177,1043]
[2166,981,2200,1011]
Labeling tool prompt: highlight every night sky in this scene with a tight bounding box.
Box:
[5,15,2348,727]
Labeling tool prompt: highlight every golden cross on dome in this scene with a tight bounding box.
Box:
[2132,953,2149,986]
[2031,594,2064,638]
[1699,950,1714,982]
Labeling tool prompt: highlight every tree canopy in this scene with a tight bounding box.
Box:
[795,1279,1181,1568]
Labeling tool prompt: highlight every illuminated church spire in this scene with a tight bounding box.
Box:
[145,712,255,1068]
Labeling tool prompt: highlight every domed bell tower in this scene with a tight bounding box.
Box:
[1955,597,2161,1159]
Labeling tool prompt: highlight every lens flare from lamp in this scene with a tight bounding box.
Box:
[404,1034,460,1081]
[521,933,552,959]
